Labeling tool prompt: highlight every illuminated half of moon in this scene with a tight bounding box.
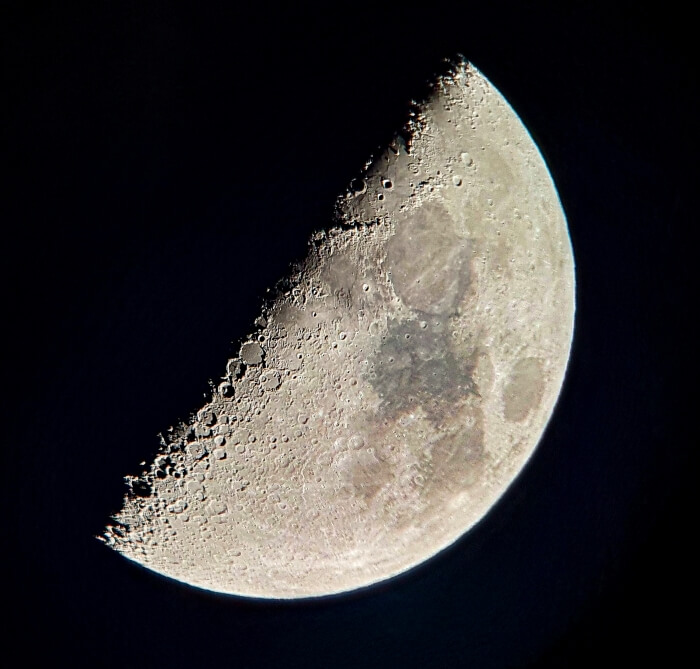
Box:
[101,58,575,598]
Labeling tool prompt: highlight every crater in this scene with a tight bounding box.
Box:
[383,202,471,315]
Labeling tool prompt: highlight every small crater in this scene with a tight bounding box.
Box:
[186,441,209,461]
[350,178,367,195]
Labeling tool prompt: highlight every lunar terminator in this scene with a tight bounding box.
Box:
[101,57,575,598]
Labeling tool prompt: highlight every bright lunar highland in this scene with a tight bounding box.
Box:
[101,58,575,598]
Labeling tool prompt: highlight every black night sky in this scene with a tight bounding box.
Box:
[4,4,694,668]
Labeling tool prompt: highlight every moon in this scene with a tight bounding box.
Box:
[101,57,575,599]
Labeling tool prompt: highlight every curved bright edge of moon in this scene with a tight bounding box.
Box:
[101,57,575,599]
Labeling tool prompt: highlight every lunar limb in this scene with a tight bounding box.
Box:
[101,58,575,598]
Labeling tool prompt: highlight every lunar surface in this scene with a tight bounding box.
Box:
[101,58,575,598]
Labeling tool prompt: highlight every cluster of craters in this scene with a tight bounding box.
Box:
[103,202,487,593]
[101,57,574,598]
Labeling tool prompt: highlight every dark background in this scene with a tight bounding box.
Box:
[3,3,694,667]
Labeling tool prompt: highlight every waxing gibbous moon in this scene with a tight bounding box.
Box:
[101,57,575,599]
